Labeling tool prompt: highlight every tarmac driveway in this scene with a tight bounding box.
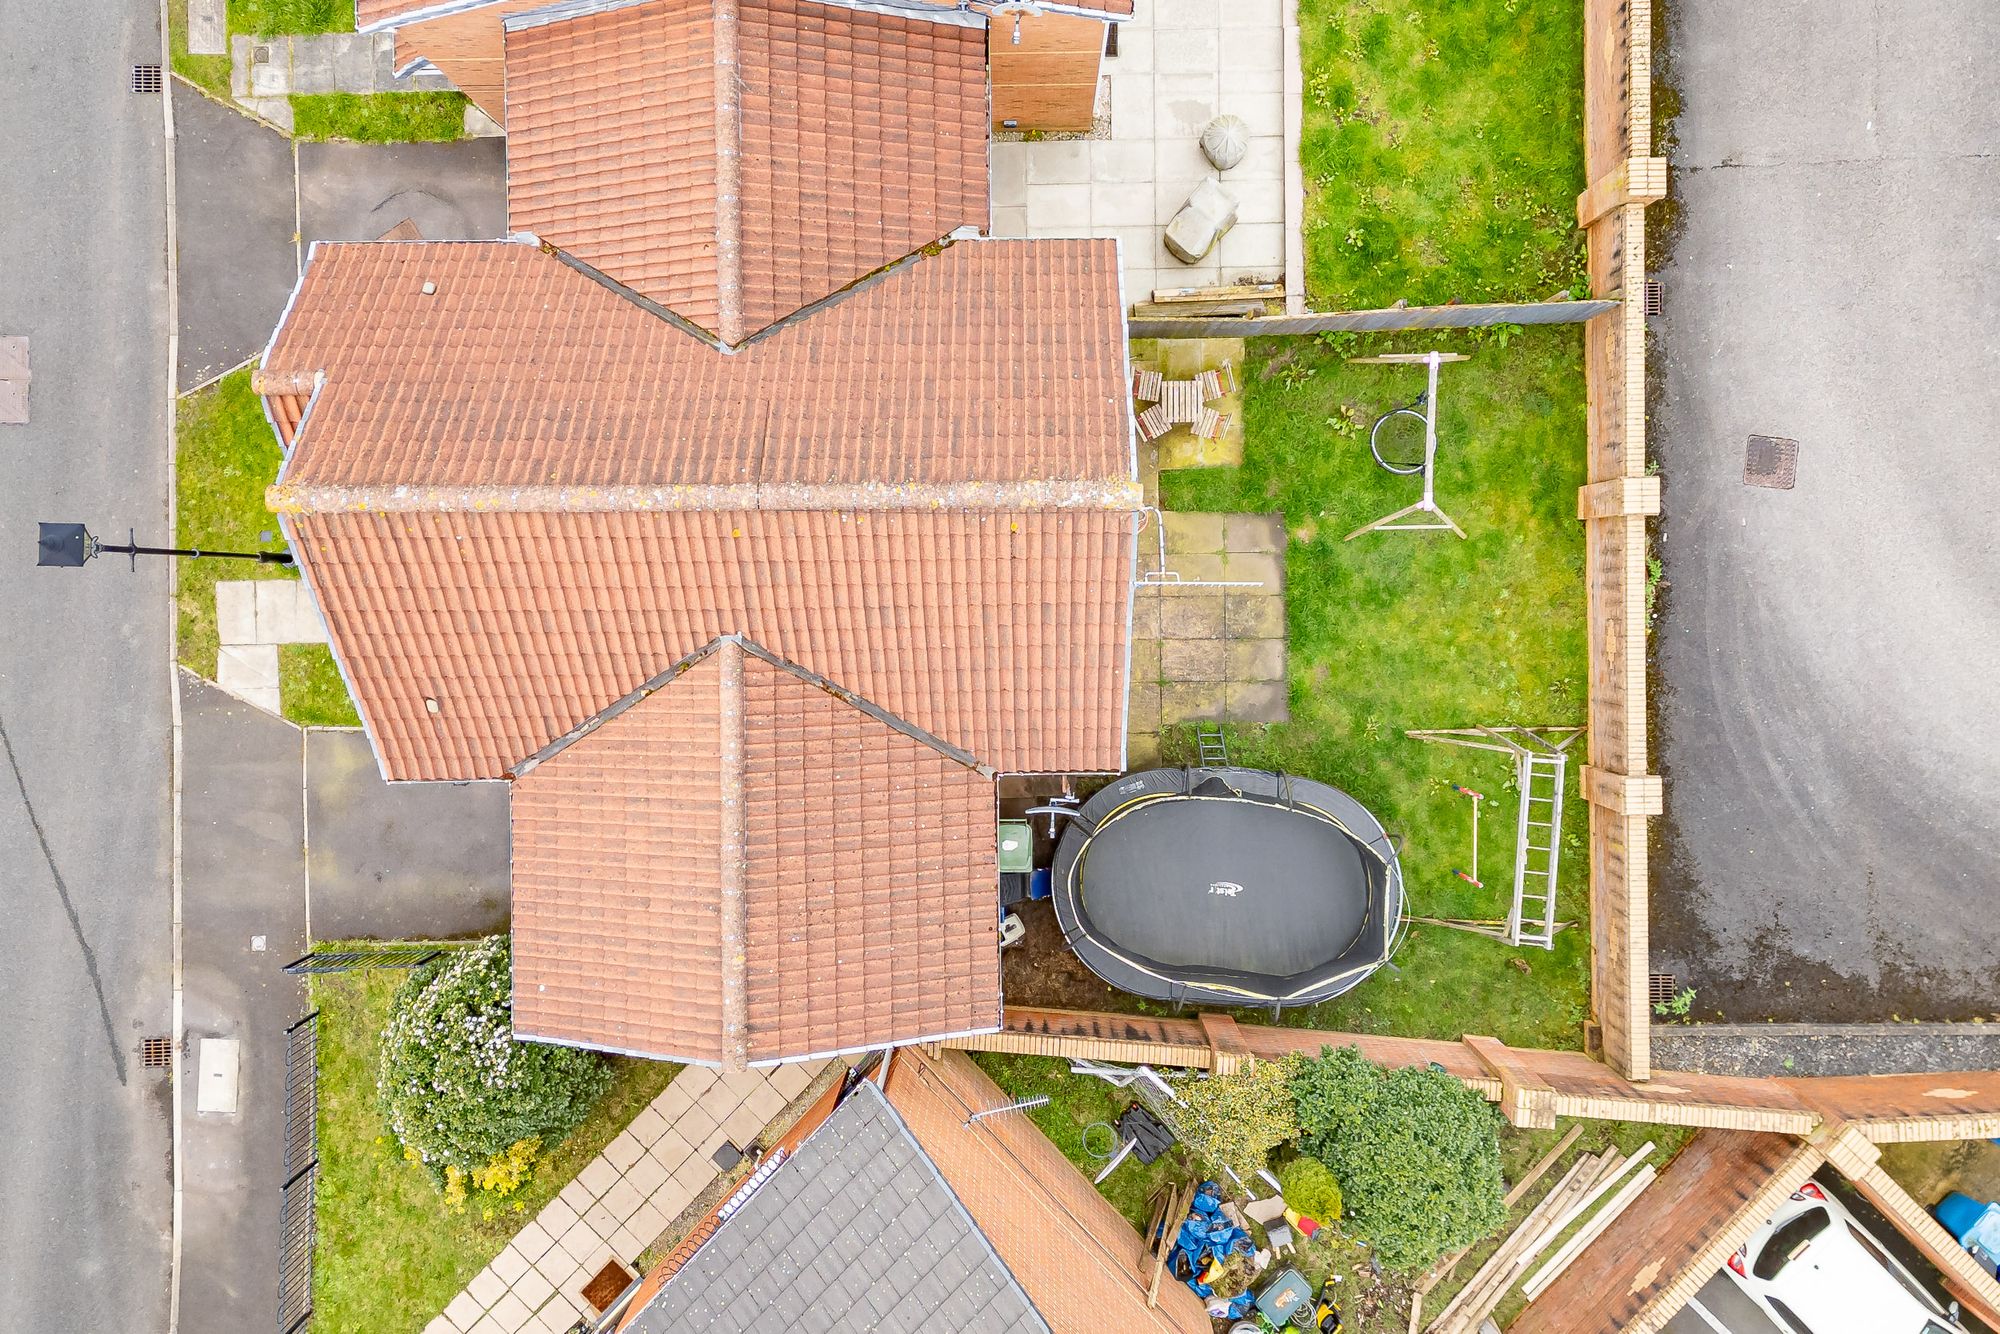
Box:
[1648,0,2000,1021]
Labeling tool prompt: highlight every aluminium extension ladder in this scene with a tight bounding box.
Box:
[1196,725,1230,768]
[1509,750,1568,949]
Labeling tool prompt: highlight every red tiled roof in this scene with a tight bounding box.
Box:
[359,0,1134,37]
[263,239,1129,493]
[287,507,1133,780]
[512,639,1000,1065]
[504,0,991,342]
[884,1049,1212,1332]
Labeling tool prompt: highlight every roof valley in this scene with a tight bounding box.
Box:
[716,637,750,1070]
[710,0,746,346]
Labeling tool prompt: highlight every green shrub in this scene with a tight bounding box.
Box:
[1170,1059,1299,1184]
[377,937,610,1185]
[1288,1046,1505,1272]
[1274,1155,1343,1224]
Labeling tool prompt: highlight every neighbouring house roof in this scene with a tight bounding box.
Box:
[621,1050,1209,1332]
[624,1078,1048,1333]
[882,1049,1213,1334]
[505,0,991,343]
[511,637,1002,1066]
[359,0,1135,39]
[261,237,1136,782]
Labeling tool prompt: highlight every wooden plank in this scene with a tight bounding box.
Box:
[1577,476,1662,521]
[1522,1165,1657,1299]
[1580,766,1664,817]
[1430,1155,1607,1334]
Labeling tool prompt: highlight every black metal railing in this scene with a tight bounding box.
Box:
[278,1012,319,1334]
[282,944,443,975]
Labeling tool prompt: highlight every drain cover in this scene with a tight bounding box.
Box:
[1644,279,1663,317]
[140,1035,175,1069]
[131,63,163,94]
[1745,435,1799,489]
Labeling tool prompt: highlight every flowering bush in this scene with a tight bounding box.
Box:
[377,937,609,1189]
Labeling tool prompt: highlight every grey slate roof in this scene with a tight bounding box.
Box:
[626,1080,1051,1334]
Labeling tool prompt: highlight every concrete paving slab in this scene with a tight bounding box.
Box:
[216,643,280,715]
[304,728,508,941]
[188,0,225,55]
[177,677,308,1334]
[172,81,298,389]
[1224,679,1288,722]
[298,137,507,246]
[215,579,257,645]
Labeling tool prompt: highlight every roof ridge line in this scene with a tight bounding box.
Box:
[507,637,729,777]
[734,638,996,778]
[711,0,746,347]
[267,478,1145,514]
[716,638,751,1072]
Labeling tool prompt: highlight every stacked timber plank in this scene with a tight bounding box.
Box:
[1425,1143,1657,1334]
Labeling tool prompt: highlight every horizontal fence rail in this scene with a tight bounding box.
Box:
[1128,297,1618,339]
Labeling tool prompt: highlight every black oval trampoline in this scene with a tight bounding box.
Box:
[1050,767,1403,1009]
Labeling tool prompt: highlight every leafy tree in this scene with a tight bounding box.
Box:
[1288,1046,1505,1272]
[1170,1058,1300,1184]
[377,936,609,1186]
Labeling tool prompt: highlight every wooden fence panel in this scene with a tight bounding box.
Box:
[1580,0,1659,1082]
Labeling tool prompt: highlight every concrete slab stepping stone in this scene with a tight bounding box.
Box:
[215,644,280,715]
[187,0,225,55]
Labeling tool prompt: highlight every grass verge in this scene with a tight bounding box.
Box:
[1156,325,1590,1049]
[969,1052,1184,1230]
[171,0,356,101]
[310,958,678,1334]
[293,92,468,143]
[1297,0,1585,309]
[176,368,362,726]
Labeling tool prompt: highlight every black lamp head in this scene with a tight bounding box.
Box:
[37,522,94,567]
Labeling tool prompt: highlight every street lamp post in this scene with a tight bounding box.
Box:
[37,523,294,570]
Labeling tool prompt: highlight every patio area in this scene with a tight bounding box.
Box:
[990,0,1300,308]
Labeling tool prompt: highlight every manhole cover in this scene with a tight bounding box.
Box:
[1745,435,1799,489]
[140,1035,175,1068]
[131,63,163,95]
[1648,973,1678,1007]
[1644,279,1663,317]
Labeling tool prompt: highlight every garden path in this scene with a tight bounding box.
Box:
[430,1062,832,1334]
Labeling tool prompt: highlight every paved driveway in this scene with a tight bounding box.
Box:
[173,82,297,388]
[0,2,173,1328]
[1649,0,2000,1021]
[298,136,506,246]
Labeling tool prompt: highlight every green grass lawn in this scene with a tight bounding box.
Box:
[969,1052,1186,1230]
[1157,326,1590,1050]
[292,92,468,143]
[176,369,362,727]
[310,959,679,1334]
[1297,0,1585,309]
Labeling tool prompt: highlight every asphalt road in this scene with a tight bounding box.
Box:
[1649,0,2000,1021]
[0,1,173,1330]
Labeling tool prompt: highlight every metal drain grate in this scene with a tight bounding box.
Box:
[1649,974,1678,1007]
[140,1035,174,1068]
[1745,434,1800,489]
[1644,279,1664,316]
[132,63,163,94]
[1105,22,1119,56]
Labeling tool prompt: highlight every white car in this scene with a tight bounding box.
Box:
[1723,1178,1969,1334]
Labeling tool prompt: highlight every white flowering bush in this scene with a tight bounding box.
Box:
[377,936,609,1183]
